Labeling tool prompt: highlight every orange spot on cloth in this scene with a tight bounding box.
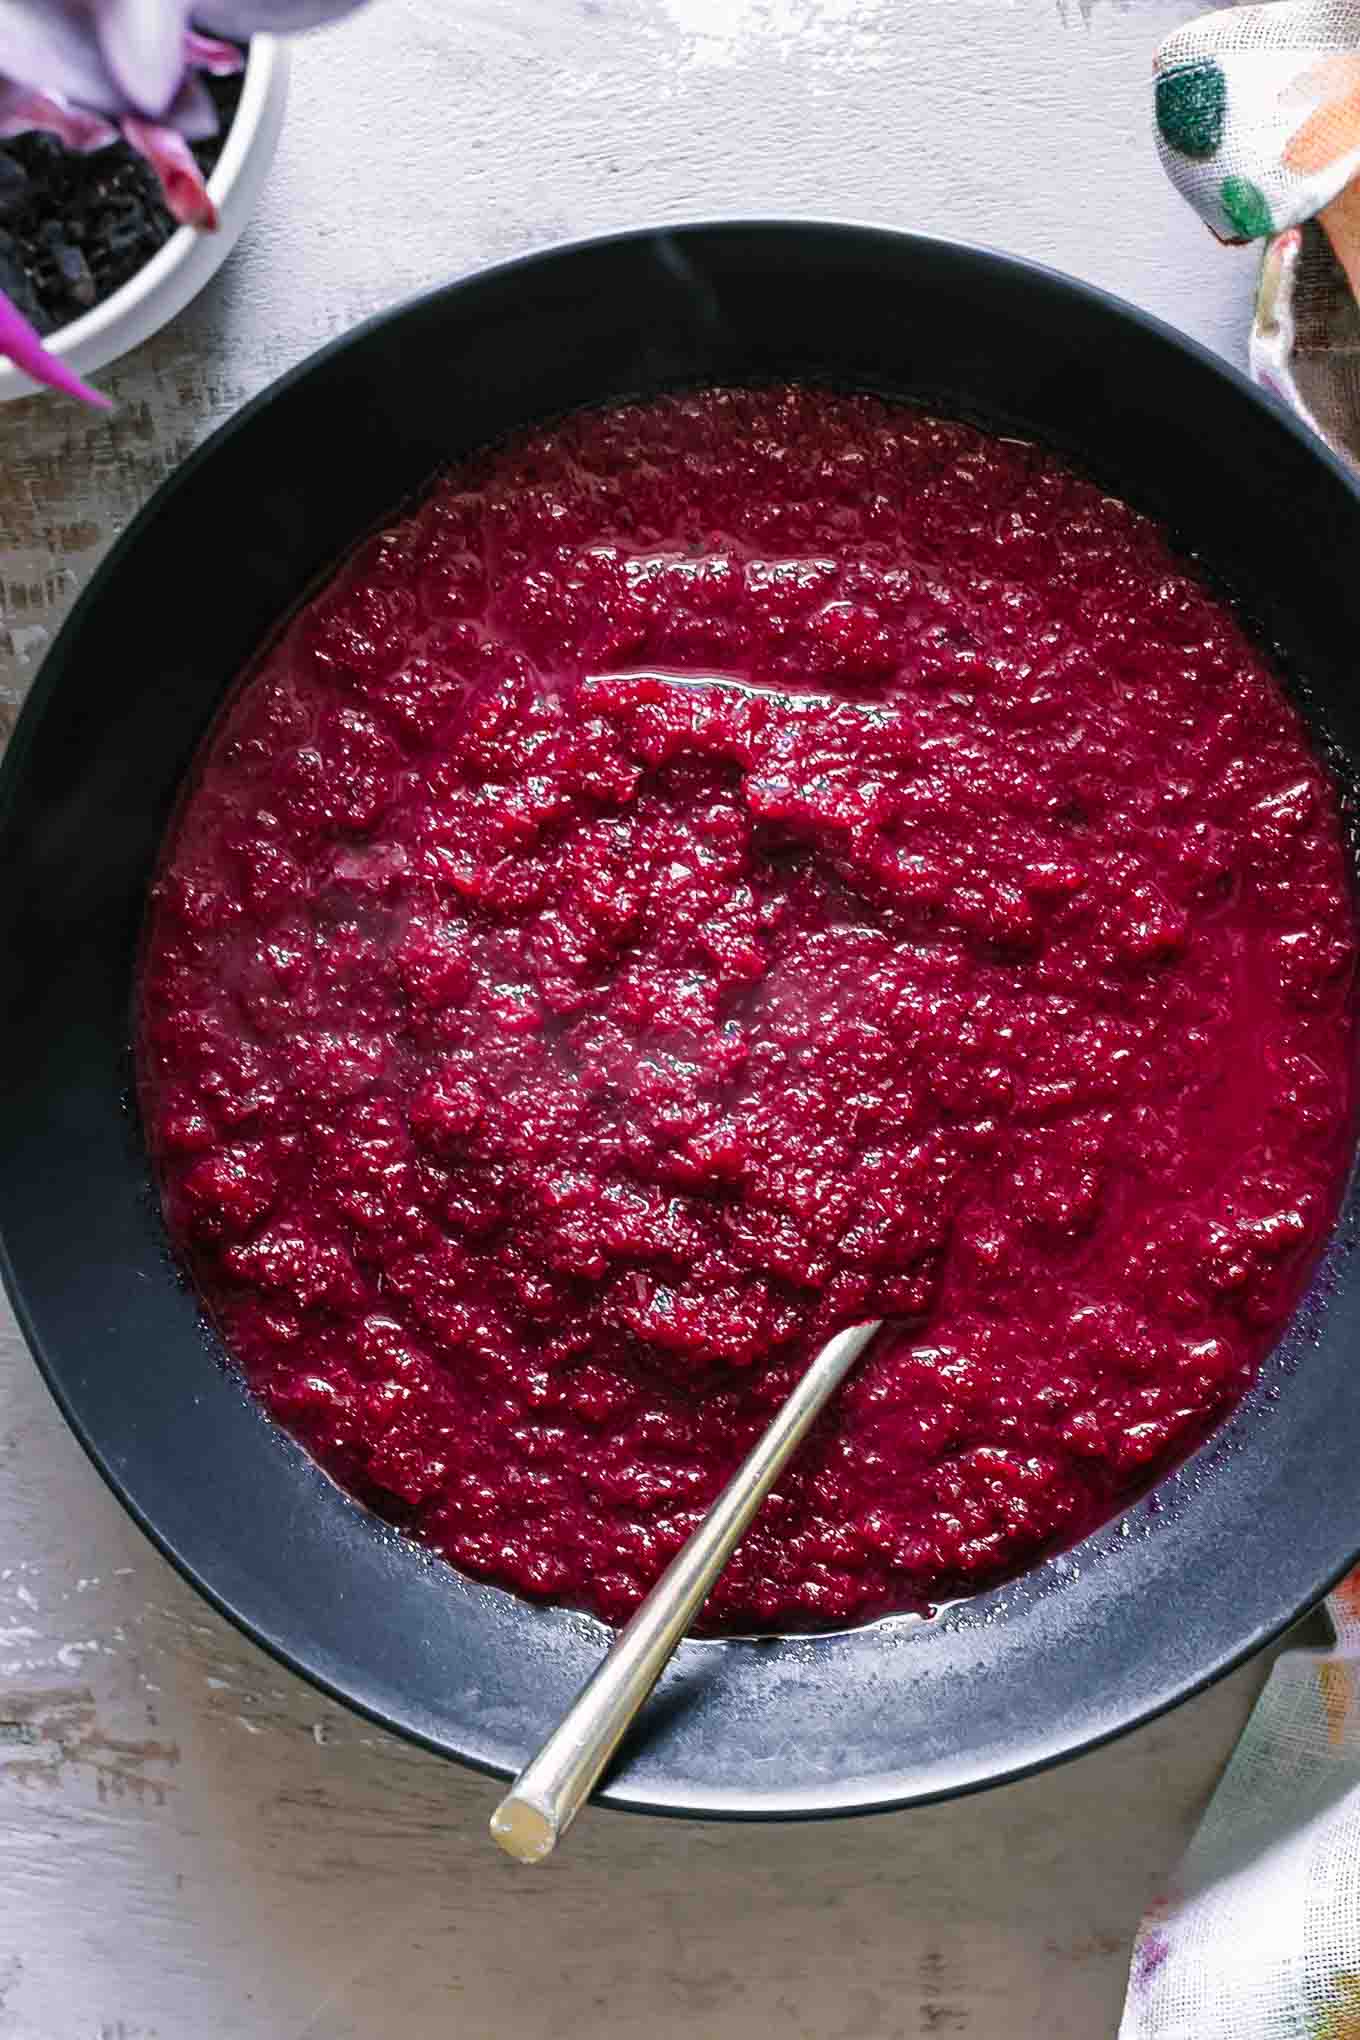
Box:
[1284,53,1360,175]
[1314,1969,1360,2040]
[1331,1565,1360,1628]
[1318,1658,1355,1747]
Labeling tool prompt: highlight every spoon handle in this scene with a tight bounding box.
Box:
[489,1317,882,1862]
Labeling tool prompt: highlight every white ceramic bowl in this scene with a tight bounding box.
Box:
[0,35,289,401]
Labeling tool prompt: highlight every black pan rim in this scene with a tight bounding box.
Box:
[4,215,1360,1820]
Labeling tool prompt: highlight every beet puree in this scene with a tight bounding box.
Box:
[137,387,1357,1634]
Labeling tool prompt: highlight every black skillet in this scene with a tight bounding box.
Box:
[3,221,1360,1820]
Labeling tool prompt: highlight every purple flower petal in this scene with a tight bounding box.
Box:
[193,0,368,34]
[163,65,217,139]
[0,286,112,404]
[96,0,191,117]
[0,0,124,114]
[184,27,243,73]
[0,80,117,147]
[122,112,216,223]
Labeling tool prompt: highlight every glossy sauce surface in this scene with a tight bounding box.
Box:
[138,389,1356,1632]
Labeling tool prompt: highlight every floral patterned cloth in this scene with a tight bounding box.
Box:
[1120,1575,1360,2037]
[1127,14,1360,2024]
[1156,0,1360,466]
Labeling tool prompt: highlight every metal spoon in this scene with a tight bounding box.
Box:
[489,1316,881,1862]
[491,665,881,1860]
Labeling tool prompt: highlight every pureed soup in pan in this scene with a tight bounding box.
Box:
[137,387,1357,1634]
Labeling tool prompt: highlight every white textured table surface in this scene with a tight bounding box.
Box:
[0,2,1288,2034]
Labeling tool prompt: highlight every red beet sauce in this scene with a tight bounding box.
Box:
[138,388,1356,1633]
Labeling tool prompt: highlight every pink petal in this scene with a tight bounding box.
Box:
[121,114,217,226]
[95,0,191,116]
[0,82,118,148]
[162,69,218,140]
[184,29,244,74]
[0,289,112,406]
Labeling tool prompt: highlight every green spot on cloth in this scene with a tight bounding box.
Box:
[1156,59,1227,159]
[1221,176,1275,238]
